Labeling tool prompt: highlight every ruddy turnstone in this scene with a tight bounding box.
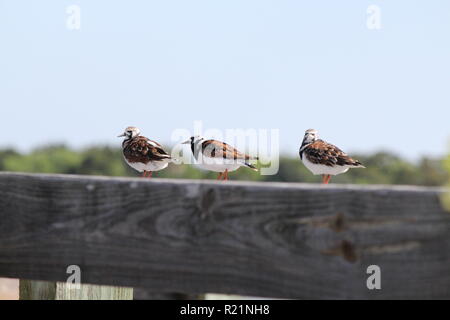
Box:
[299,129,365,184]
[182,136,258,180]
[118,126,172,178]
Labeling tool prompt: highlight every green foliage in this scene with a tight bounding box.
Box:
[329,152,447,186]
[444,153,450,175]
[1,145,82,174]
[78,147,127,176]
[0,145,447,186]
[441,151,450,211]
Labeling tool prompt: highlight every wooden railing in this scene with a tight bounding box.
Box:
[0,172,449,299]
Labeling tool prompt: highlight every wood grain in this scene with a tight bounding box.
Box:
[20,280,56,300]
[19,280,133,300]
[1,172,450,299]
[55,282,133,300]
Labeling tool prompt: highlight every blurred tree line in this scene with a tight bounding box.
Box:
[442,151,450,209]
[0,145,448,186]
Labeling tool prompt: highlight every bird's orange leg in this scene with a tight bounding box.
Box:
[223,169,229,181]
[147,171,153,178]
[142,170,148,178]
[217,172,224,180]
[323,174,331,184]
[321,175,326,184]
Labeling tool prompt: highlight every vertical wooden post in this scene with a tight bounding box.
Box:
[19,280,56,300]
[19,280,133,300]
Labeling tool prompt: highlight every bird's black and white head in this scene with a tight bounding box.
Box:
[181,135,205,146]
[118,126,141,139]
[181,135,205,158]
[302,129,318,145]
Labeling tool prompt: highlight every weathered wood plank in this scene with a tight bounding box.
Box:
[1,172,449,299]
[55,282,133,300]
[19,280,56,300]
[19,280,133,300]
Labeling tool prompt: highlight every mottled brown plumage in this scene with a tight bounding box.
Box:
[201,139,255,161]
[123,136,171,164]
[299,129,365,184]
[182,136,259,180]
[118,126,171,178]
[303,140,362,167]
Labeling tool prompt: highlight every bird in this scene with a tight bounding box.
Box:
[299,129,365,184]
[182,136,258,180]
[118,126,172,178]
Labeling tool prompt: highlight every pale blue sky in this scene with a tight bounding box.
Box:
[1,1,449,159]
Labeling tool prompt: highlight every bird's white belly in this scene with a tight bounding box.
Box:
[125,159,169,172]
[195,156,242,173]
[302,157,349,176]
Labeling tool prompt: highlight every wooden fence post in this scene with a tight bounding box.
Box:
[19,280,56,300]
[19,280,133,300]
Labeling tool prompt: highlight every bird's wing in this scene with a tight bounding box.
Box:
[304,140,363,167]
[124,136,171,163]
[201,139,256,161]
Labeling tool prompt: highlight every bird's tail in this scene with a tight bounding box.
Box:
[351,160,365,168]
[244,155,259,171]
[245,162,258,171]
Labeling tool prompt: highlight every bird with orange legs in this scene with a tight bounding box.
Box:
[182,136,258,180]
[299,129,365,184]
[118,126,172,178]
